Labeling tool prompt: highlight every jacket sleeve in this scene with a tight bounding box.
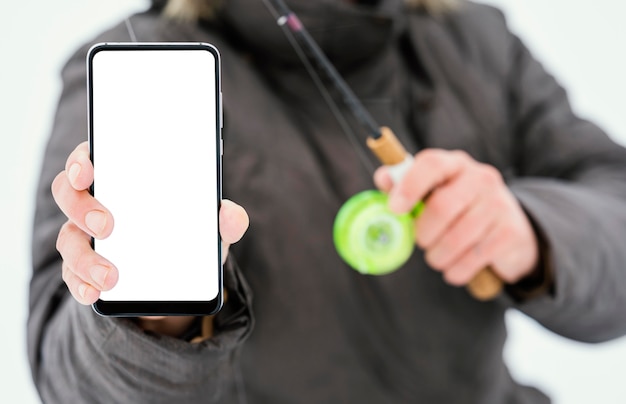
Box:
[28,39,253,403]
[494,9,626,342]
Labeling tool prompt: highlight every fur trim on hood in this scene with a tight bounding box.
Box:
[162,0,458,21]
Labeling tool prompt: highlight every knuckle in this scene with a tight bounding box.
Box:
[427,194,453,218]
[61,263,69,283]
[418,148,438,160]
[478,164,502,185]
[499,221,517,240]
[58,224,96,278]
[445,266,473,286]
[50,171,65,197]
[499,271,518,284]
[443,270,463,286]
[442,232,463,252]
[419,149,444,169]
[424,250,445,271]
[56,221,71,253]
[451,149,471,163]
[60,264,87,304]
[74,252,95,278]
[491,192,510,212]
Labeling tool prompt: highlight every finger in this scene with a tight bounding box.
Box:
[441,225,500,286]
[219,199,249,265]
[52,171,114,239]
[388,149,469,213]
[62,262,102,305]
[219,199,249,244]
[415,168,481,249]
[56,221,118,291]
[64,141,94,191]
[424,195,496,271]
[373,166,394,193]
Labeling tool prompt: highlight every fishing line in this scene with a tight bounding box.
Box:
[261,0,377,176]
[124,17,138,42]
[262,0,382,139]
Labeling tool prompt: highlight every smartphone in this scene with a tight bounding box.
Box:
[87,42,223,316]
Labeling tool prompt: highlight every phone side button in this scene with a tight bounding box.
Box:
[220,92,223,129]
[220,138,224,156]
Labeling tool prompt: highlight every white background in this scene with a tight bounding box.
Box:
[1,1,624,402]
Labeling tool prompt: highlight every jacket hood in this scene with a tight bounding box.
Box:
[219,0,406,70]
[153,0,408,71]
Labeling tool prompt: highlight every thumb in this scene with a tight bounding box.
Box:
[219,199,249,263]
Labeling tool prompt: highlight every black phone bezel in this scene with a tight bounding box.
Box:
[87,42,223,317]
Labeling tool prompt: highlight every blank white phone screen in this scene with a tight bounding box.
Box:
[92,48,219,301]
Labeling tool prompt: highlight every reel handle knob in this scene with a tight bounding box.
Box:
[367,127,504,301]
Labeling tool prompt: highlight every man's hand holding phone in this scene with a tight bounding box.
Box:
[52,142,249,329]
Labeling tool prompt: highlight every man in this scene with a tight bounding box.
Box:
[30,0,626,402]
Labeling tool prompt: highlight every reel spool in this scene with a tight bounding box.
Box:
[333,190,424,275]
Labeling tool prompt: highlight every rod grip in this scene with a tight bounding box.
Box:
[366,126,408,165]
[466,266,503,301]
[367,127,504,301]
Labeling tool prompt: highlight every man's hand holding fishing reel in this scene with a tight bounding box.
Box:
[374,148,543,290]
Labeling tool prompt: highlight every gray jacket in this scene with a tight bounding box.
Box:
[29,1,626,402]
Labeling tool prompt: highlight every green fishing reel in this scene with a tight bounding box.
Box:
[333,190,424,275]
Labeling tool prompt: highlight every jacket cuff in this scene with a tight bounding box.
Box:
[504,205,555,302]
[184,257,255,343]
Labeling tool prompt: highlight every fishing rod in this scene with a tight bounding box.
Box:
[262,0,502,301]
[262,0,408,169]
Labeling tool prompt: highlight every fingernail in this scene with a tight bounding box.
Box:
[68,163,81,185]
[85,210,106,236]
[389,192,410,213]
[78,284,87,298]
[90,265,110,289]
